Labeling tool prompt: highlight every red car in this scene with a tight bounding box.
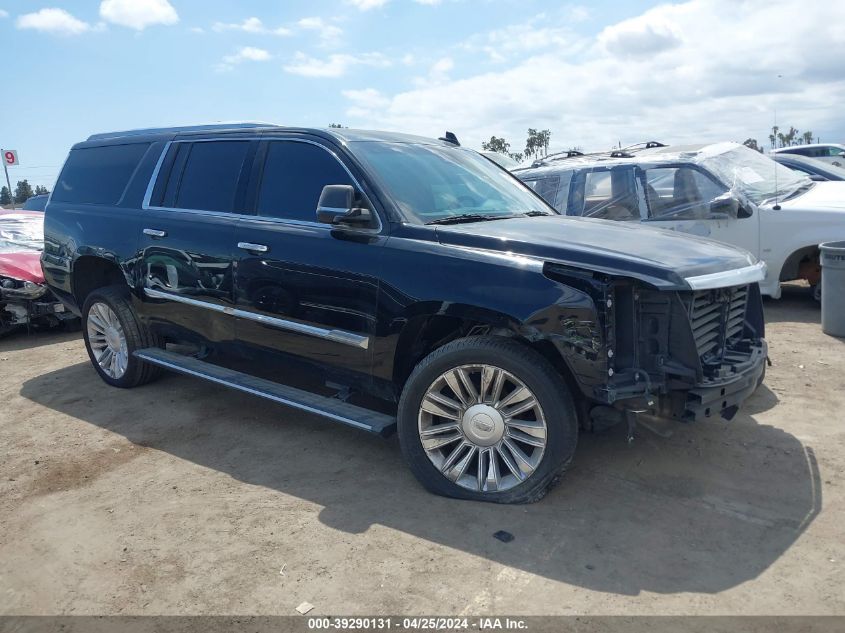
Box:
[0,210,78,335]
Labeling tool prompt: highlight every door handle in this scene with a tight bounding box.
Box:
[143,228,167,238]
[238,242,269,253]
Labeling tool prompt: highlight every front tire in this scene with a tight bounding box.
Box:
[82,285,160,388]
[397,336,578,503]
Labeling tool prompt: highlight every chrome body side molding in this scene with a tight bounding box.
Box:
[142,287,370,349]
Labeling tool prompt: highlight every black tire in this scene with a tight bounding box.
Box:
[81,285,161,388]
[397,336,579,504]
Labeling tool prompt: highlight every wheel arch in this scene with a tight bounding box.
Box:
[779,244,821,284]
[72,255,130,308]
[391,304,582,401]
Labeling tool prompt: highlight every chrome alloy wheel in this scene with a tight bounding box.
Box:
[418,364,547,493]
[86,302,129,379]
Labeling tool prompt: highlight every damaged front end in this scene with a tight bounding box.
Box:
[544,263,768,435]
[0,273,75,335]
[0,211,78,336]
[601,280,767,425]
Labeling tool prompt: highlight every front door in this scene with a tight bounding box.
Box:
[137,139,256,345]
[233,138,385,384]
[640,164,760,258]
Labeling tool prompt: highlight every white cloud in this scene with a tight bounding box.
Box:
[347,0,390,10]
[16,8,90,36]
[412,57,453,86]
[598,13,682,58]
[284,52,391,78]
[341,0,845,152]
[463,17,584,63]
[216,46,273,72]
[212,17,291,37]
[297,17,342,42]
[99,0,178,30]
[0,10,9,19]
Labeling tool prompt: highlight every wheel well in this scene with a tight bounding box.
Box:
[392,315,582,407]
[393,315,489,389]
[73,257,126,307]
[780,245,820,283]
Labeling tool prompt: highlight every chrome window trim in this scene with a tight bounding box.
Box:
[141,136,383,233]
[684,261,767,290]
[143,288,370,349]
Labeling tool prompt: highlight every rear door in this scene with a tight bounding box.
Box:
[232,138,385,382]
[569,166,642,221]
[138,138,257,345]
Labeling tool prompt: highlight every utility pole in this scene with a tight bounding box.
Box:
[1,149,16,209]
[2,160,13,210]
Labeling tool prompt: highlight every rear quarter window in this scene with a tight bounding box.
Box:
[52,143,150,205]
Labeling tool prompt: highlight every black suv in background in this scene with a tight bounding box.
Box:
[43,124,767,503]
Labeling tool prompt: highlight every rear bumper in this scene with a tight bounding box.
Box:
[681,339,768,422]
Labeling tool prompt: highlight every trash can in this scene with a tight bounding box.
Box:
[820,241,845,337]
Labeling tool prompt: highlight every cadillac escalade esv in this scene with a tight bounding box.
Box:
[42,124,768,503]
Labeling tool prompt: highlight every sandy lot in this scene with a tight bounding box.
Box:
[1,284,843,616]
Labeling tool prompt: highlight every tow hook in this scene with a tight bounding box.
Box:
[625,410,637,444]
[624,396,654,444]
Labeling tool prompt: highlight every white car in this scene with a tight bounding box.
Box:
[772,143,845,167]
[514,142,845,299]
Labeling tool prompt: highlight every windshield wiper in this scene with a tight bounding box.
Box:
[426,214,518,225]
[521,210,553,216]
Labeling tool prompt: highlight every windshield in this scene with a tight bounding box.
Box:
[351,141,553,224]
[701,145,811,204]
[0,212,44,253]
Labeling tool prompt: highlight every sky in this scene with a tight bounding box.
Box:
[1,0,844,190]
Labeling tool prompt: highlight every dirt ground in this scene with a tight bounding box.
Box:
[1,283,843,616]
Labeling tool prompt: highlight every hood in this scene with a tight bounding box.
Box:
[0,250,45,284]
[779,181,845,211]
[435,216,758,290]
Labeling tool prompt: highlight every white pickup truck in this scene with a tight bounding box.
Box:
[513,142,845,299]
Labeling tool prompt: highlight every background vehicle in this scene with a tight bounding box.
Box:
[0,210,77,335]
[772,153,845,181]
[772,143,845,167]
[514,142,845,299]
[43,124,767,503]
[22,194,49,212]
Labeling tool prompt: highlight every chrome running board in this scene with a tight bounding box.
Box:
[133,348,396,437]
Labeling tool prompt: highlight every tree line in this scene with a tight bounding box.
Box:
[481,129,553,163]
[744,125,816,153]
[1,180,50,206]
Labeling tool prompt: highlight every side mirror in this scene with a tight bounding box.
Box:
[809,174,827,182]
[316,184,374,227]
[709,194,739,219]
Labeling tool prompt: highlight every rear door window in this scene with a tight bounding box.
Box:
[573,167,639,221]
[53,143,150,205]
[257,141,354,222]
[170,141,252,213]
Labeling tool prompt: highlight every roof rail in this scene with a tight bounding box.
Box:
[87,121,279,141]
[528,141,667,167]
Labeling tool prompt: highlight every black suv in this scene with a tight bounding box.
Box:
[42,124,767,503]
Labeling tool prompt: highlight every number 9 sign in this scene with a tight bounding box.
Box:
[3,150,19,166]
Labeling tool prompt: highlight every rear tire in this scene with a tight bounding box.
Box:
[397,336,578,503]
[82,285,161,388]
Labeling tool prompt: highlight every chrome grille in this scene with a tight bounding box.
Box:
[687,285,749,361]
